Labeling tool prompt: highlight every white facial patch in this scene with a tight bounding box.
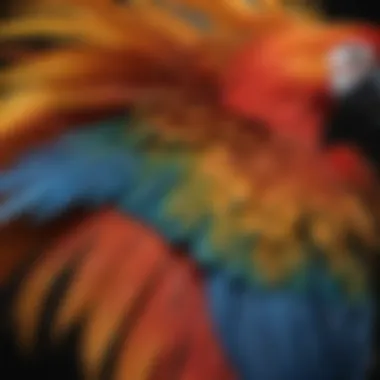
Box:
[328,42,376,96]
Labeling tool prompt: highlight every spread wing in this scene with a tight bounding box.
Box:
[0,2,378,380]
[0,84,375,379]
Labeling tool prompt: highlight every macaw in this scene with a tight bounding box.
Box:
[0,1,379,379]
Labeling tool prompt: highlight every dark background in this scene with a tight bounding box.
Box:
[320,0,380,24]
[0,0,379,379]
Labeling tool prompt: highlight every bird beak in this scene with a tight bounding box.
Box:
[324,68,380,168]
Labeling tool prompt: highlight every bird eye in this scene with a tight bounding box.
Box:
[328,42,376,96]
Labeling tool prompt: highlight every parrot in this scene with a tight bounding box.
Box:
[0,0,379,379]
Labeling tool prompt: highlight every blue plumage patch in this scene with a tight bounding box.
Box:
[204,269,373,380]
[0,117,139,221]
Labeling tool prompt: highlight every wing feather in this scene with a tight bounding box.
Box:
[11,209,236,380]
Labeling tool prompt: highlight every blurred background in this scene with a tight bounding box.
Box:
[321,0,380,24]
[0,0,379,379]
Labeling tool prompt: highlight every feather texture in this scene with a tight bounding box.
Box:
[206,269,372,380]
[0,2,379,380]
[0,109,376,296]
[0,117,137,221]
[12,210,236,380]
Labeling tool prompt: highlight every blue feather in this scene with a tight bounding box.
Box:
[204,269,373,380]
[0,117,140,221]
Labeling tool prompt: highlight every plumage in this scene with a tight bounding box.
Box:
[0,0,379,379]
[12,210,235,379]
[0,100,375,289]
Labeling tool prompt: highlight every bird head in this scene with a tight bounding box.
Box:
[223,18,380,149]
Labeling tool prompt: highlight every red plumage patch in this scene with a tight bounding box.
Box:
[12,209,236,380]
